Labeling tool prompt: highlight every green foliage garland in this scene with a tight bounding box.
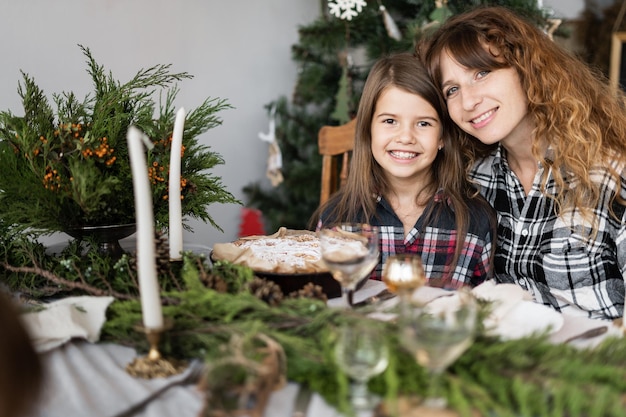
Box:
[0,45,240,236]
[102,257,626,417]
[2,228,625,416]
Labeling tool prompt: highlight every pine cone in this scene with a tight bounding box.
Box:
[128,230,172,276]
[288,282,327,302]
[247,277,284,306]
[154,230,171,276]
[200,272,228,293]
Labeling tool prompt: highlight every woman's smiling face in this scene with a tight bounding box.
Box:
[370,85,442,187]
[439,50,532,147]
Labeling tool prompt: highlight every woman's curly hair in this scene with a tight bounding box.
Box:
[418,6,626,229]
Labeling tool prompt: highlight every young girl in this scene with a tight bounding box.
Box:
[312,52,496,289]
[419,6,626,320]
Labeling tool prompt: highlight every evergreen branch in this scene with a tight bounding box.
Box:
[184,96,233,139]
[0,262,134,300]
[79,44,192,99]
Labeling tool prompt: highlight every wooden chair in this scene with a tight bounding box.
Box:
[317,118,356,206]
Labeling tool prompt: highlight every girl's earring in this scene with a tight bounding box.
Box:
[438,145,443,151]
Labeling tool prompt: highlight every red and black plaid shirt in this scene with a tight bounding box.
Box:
[319,190,495,289]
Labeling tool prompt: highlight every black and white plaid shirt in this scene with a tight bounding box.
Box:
[471,145,626,320]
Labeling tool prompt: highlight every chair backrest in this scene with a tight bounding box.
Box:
[317,118,356,206]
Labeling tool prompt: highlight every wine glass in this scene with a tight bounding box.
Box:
[334,321,389,411]
[399,290,478,409]
[319,223,380,308]
[382,254,427,313]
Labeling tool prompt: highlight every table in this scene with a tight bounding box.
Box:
[25,280,622,417]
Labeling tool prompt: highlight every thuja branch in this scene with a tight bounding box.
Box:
[0,262,134,300]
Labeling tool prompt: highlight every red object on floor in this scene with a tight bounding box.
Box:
[238,207,266,237]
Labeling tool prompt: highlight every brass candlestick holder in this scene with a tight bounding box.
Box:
[126,317,188,379]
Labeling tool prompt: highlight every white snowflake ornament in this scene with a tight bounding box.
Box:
[328,0,367,21]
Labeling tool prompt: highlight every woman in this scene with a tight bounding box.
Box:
[312,52,496,289]
[419,6,626,320]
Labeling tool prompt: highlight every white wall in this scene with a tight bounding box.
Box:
[0,0,320,248]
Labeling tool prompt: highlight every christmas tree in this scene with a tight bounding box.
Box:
[244,0,547,233]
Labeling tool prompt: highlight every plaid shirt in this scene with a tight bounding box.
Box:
[320,190,495,289]
[471,145,626,320]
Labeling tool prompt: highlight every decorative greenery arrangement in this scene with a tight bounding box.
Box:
[3,227,626,417]
[102,260,626,417]
[0,45,239,236]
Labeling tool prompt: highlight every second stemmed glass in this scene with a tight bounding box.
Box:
[319,223,380,308]
[334,321,389,411]
[399,290,478,409]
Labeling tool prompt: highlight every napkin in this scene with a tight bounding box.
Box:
[21,295,115,352]
[440,281,621,345]
[471,280,564,340]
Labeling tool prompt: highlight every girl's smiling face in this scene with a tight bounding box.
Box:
[370,86,442,188]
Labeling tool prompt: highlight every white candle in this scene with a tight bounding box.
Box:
[168,107,186,261]
[127,126,164,330]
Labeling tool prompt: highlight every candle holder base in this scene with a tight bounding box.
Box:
[126,318,187,379]
[126,355,188,379]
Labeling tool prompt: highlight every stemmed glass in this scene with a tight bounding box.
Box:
[382,254,427,313]
[334,321,389,410]
[319,223,380,308]
[399,290,478,409]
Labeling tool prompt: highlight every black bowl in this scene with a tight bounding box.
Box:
[210,250,368,299]
[254,271,368,299]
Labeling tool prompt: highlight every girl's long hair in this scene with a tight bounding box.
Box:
[419,6,626,229]
[311,52,494,281]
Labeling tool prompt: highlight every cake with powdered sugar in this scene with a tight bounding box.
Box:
[211,227,328,274]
